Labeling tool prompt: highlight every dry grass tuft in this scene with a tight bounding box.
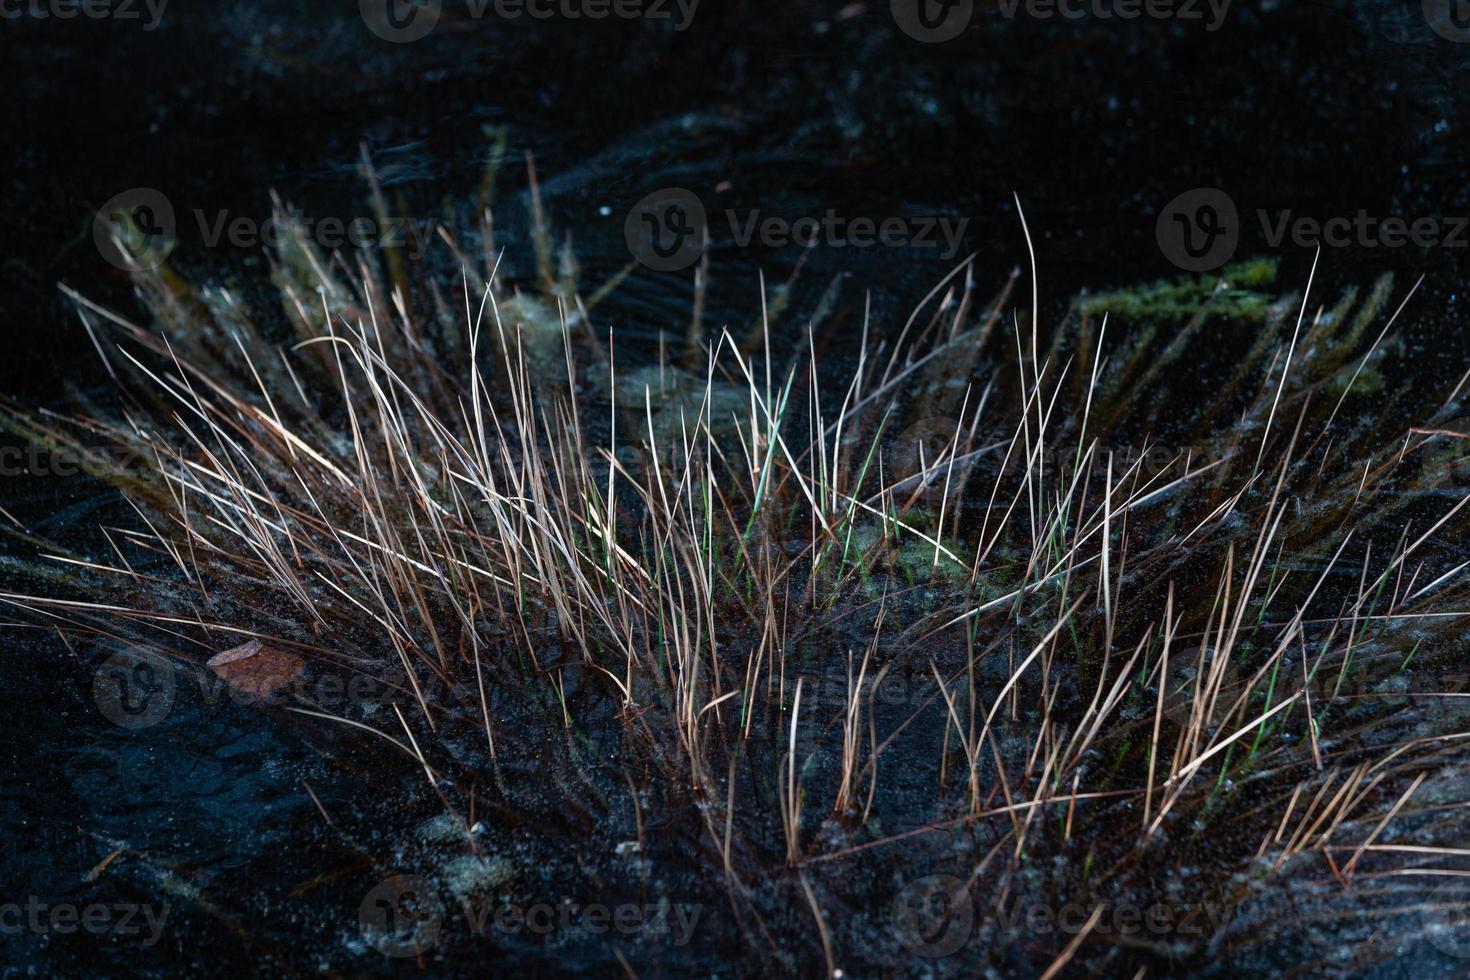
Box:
[6,159,1469,974]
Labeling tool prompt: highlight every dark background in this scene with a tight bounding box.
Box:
[3,0,1469,404]
[3,0,1470,973]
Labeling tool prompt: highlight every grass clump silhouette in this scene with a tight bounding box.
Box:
[6,155,1470,975]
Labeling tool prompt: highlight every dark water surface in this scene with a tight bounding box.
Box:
[4,1,1470,975]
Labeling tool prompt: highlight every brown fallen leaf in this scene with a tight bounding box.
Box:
[207,639,305,699]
